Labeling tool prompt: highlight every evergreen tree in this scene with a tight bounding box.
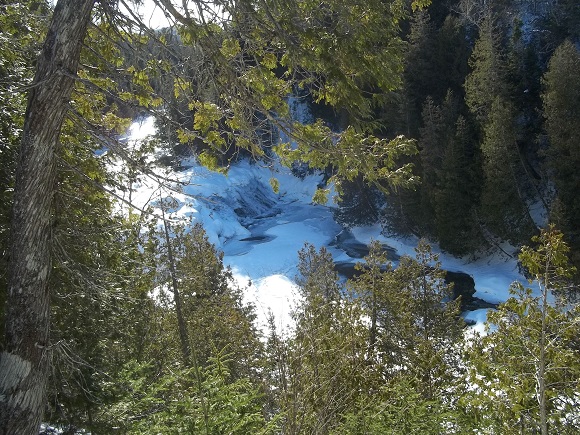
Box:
[401,9,471,138]
[279,244,369,435]
[465,226,580,434]
[99,352,277,434]
[333,375,464,434]
[148,220,262,378]
[416,92,480,254]
[479,97,534,243]
[418,95,447,230]
[45,139,157,431]
[542,40,580,267]
[347,240,467,431]
[464,12,509,124]
[384,240,463,399]
[435,115,481,254]
[353,240,464,398]
[333,177,383,229]
[351,241,392,359]
[0,1,95,431]
[433,14,471,100]
[402,10,438,137]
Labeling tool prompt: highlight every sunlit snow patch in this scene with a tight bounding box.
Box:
[234,272,300,335]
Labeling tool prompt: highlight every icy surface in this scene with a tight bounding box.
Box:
[115,117,533,334]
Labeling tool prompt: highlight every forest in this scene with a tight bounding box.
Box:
[0,0,579,433]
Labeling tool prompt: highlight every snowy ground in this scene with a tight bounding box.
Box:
[110,117,533,336]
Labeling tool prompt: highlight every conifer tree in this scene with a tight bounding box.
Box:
[0,1,95,431]
[386,240,463,399]
[351,240,391,359]
[435,115,481,254]
[542,40,580,266]
[45,139,157,431]
[464,12,509,124]
[402,10,437,137]
[280,244,368,435]
[418,95,447,226]
[353,240,464,397]
[151,220,262,378]
[416,92,480,254]
[98,351,277,434]
[479,97,534,243]
[347,240,466,432]
[466,226,580,434]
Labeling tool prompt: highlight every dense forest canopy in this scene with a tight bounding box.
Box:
[0,0,579,433]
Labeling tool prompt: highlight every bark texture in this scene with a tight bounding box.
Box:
[0,0,95,433]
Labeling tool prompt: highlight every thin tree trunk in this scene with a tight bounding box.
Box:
[538,278,548,435]
[0,0,94,433]
[160,204,191,363]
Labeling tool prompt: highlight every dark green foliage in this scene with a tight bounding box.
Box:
[434,115,482,254]
[401,10,470,137]
[542,40,580,267]
[148,221,263,380]
[46,136,158,428]
[379,241,463,396]
[354,241,464,391]
[99,352,277,434]
[333,177,384,228]
[479,97,535,243]
[403,92,482,254]
[464,12,510,124]
[295,244,341,303]
[345,240,467,430]
[334,375,463,435]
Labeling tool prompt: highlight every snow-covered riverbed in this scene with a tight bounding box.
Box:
[112,117,531,335]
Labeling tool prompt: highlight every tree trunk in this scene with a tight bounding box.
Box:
[538,279,548,435]
[0,0,94,433]
[161,205,192,364]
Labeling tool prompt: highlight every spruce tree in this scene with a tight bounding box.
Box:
[479,97,534,244]
[542,40,580,267]
[417,92,480,254]
[435,115,481,254]
[464,12,509,124]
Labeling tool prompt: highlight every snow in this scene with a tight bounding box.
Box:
[115,116,533,335]
[126,116,157,141]
[350,224,531,304]
[242,274,299,333]
[462,309,489,335]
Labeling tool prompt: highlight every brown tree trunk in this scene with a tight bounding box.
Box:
[0,0,95,433]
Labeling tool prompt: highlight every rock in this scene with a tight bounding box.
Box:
[445,271,476,304]
[445,271,497,311]
[332,229,399,261]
